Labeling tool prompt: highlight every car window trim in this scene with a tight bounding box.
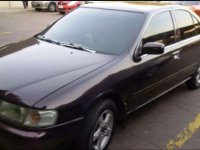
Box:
[133,9,176,61]
[172,9,198,41]
[165,8,200,53]
[191,14,200,34]
[142,10,176,46]
[133,8,200,62]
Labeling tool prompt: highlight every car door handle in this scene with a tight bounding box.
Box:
[172,50,180,60]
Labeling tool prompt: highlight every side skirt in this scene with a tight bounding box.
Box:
[126,77,191,115]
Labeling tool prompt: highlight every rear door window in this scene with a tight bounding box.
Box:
[192,16,200,34]
[174,10,196,40]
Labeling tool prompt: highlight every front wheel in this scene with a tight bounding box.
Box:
[185,67,200,89]
[48,3,56,12]
[76,99,117,150]
[92,109,114,150]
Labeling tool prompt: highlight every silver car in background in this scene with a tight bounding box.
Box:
[31,1,57,12]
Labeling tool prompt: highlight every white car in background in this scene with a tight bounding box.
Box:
[31,1,58,12]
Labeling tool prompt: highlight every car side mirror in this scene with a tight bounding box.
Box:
[142,42,165,55]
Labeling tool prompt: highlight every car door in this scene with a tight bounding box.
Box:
[172,9,200,81]
[123,11,183,111]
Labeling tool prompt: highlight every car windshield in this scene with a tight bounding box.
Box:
[37,7,145,55]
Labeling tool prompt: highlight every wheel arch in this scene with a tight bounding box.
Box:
[49,2,56,6]
[86,91,127,120]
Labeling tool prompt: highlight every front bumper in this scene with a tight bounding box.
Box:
[0,118,83,149]
[57,5,74,13]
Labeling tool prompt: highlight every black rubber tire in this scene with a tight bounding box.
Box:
[185,67,200,89]
[75,99,117,150]
[59,11,65,15]
[35,8,41,11]
[48,3,56,12]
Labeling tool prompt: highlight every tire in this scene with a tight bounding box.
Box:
[185,67,200,89]
[48,3,56,12]
[75,99,117,150]
[35,8,41,11]
[59,11,65,15]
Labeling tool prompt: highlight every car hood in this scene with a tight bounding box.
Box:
[0,38,115,107]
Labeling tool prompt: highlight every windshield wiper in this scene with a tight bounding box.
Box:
[36,35,60,45]
[60,42,96,53]
[36,35,96,53]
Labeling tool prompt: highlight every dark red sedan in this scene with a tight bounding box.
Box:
[57,1,84,14]
[1,2,200,150]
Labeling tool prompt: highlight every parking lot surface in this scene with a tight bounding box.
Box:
[1,8,200,150]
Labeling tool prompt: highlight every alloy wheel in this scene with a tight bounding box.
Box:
[49,4,56,12]
[92,110,114,150]
[196,67,200,84]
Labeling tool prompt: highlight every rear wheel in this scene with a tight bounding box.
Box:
[48,3,56,12]
[76,99,117,150]
[185,67,200,89]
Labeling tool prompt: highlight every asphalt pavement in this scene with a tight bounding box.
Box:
[1,8,200,150]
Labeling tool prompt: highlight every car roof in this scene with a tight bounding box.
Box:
[81,2,189,14]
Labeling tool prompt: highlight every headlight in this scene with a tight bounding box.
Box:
[24,110,58,127]
[0,101,26,123]
[0,100,58,127]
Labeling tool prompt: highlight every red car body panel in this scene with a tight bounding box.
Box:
[189,5,200,16]
[57,1,81,13]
